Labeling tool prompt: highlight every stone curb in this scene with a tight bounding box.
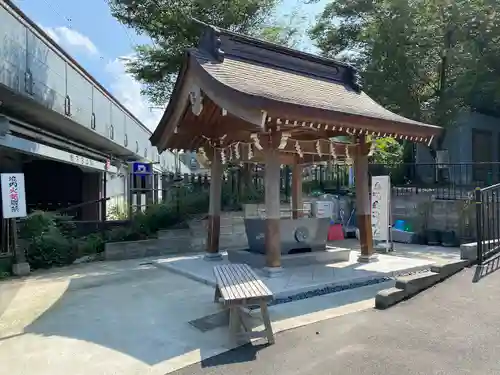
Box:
[375,259,472,310]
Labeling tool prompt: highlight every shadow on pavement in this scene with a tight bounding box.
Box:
[473,254,500,283]
[200,343,269,368]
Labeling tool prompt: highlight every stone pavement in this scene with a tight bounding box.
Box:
[332,238,461,263]
[170,264,500,375]
[154,250,435,299]
[0,257,390,375]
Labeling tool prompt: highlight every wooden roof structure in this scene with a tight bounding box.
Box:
[150,20,442,164]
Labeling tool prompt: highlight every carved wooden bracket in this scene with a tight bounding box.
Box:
[189,86,204,116]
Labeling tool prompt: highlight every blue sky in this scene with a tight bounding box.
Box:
[12,0,325,130]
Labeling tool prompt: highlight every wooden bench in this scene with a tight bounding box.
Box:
[213,263,275,344]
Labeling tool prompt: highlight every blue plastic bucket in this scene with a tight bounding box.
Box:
[394,220,406,231]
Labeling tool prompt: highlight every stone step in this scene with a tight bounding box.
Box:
[376,260,470,310]
[394,271,441,295]
[375,288,407,310]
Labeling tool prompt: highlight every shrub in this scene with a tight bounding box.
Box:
[107,202,128,220]
[27,226,75,269]
[20,211,76,269]
[77,233,105,256]
[19,210,56,238]
[106,226,147,243]
[144,204,180,231]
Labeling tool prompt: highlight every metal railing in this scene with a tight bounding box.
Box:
[162,162,500,204]
[475,183,500,265]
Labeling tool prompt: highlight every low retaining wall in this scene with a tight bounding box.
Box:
[104,228,203,261]
[460,239,500,261]
[104,238,201,261]
[104,224,249,261]
[375,259,471,309]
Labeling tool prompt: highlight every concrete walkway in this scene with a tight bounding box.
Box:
[169,264,500,375]
[0,257,389,375]
[331,239,461,263]
[155,250,434,299]
[0,241,464,375]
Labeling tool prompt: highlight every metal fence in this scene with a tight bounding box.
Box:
[475,184,500,265]
[162,162,500,205]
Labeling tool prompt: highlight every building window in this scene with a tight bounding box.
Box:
[91,113,96,129]
[135,141,139,153]
[124,133,128,147]
[109,125,114,139]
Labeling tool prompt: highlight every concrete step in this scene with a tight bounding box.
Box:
[375,288,407,310]
[395,271,441,294]
[376,259,471,310]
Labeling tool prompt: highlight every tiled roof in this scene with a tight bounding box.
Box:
[192,49,437,131]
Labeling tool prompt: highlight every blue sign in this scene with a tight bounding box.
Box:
[132,162,152,175]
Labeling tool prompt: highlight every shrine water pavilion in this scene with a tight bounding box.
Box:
[150,20,442,274]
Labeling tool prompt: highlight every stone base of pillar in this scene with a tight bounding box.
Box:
[12,262,30,276]
[263,266,284,278]
[204,253,223,261]
[357,253,379,263]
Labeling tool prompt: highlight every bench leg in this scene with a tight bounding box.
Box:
[229,307,242,337]
[260,301,275,344]
[214,286,222,303]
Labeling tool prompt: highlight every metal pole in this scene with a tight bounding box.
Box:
[475,187,483,265]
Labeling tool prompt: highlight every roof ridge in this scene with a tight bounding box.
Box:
[192,18,362,93]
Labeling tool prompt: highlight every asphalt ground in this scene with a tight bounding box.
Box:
[171,262,500,375]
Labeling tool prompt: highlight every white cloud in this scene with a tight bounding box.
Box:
[105,55,163,131]
[41,26,99,56]
[106,57,191,172]
[106,57,193,172]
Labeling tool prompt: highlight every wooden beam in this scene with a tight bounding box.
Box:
[291,157,303,219]
[354,135,376,263]
[264,133,283,275]
[205,147,223,260]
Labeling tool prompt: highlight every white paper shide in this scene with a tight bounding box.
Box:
[1,173,27,219]
[371,175,390,242]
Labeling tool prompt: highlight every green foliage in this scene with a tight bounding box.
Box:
[28,227,75,269]
[372,137,404,167]
[77,233,106,256]
[107,0,281,104]
[20,210,57,239]
[0,257,11,279]
[106,226,146,243]
[257,3,309,49]
[107,202,128,220]
[309,0,500,145]
[20,211,76,269]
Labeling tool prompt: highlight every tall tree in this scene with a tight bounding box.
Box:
[108,0,289,105]
[308,0,500,150]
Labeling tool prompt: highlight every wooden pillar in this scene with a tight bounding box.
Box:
[354,135,377,262]
[205,148,223,260]
[291,159,303,219]
[264,146,282,274]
